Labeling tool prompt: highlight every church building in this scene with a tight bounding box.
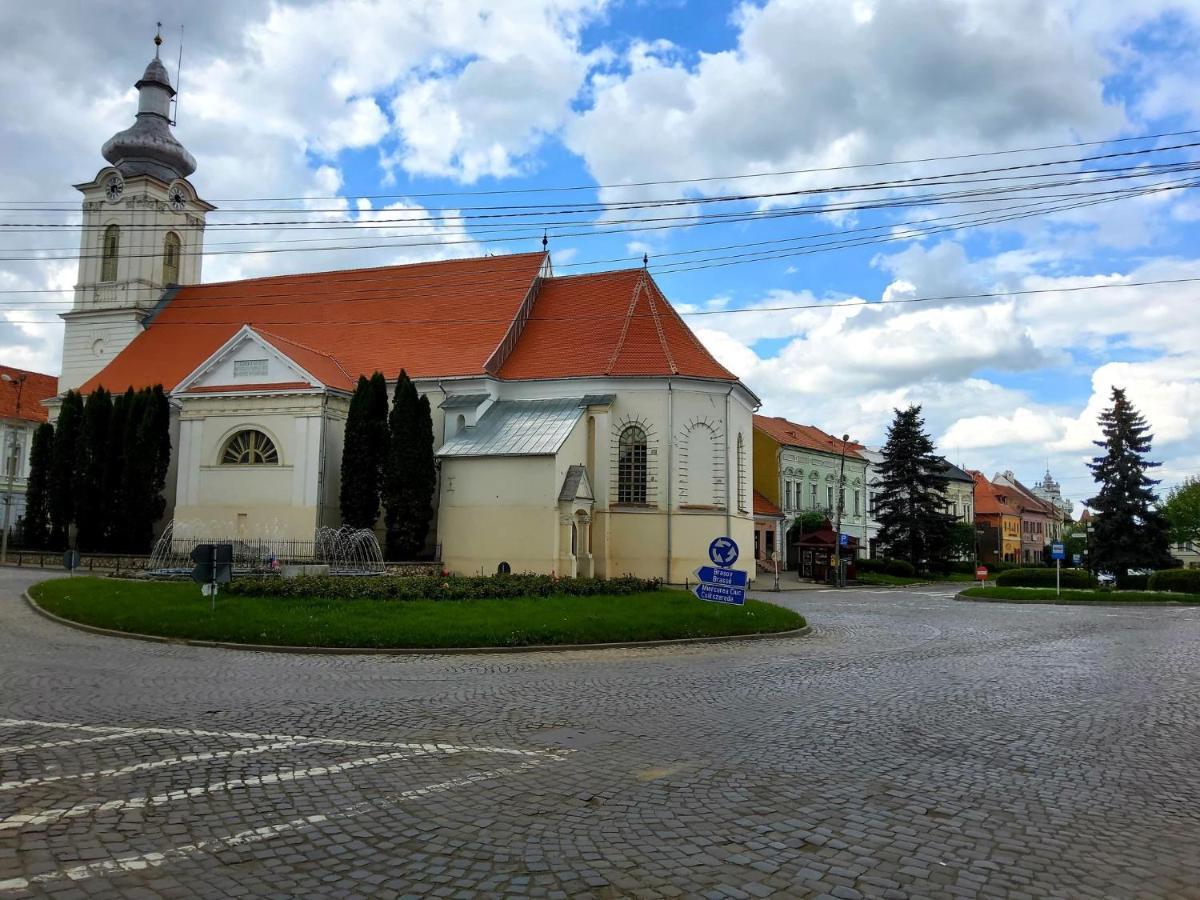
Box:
[55,40,759,582]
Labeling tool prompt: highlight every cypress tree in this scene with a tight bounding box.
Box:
[874,405,951,569]
[383,370,436,559]
[339,376,373,527]
[118,386,171,553]
[101,388,133,550]
[367,371,390,523]
[1085,387,1173,575]
[116,388,149,552]
[23,423,54,549]
[48,390,83,549]
[74,387,113,551]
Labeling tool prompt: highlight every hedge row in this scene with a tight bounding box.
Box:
[855,557,917,577]
[225,573,662,601]
[995,568,1095,589]
[1147,568,1200,594]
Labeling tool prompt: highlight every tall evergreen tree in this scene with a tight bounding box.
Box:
[22,423,53,549]
[383,370,436,559]
[874,405,951,568]
[1085,387,1173,574]
[340,377,374,527]
[48,390,83,549]
[101,388,133,550]
[367,371,390,517]
[74,387,113,551]
[121,386,171,553]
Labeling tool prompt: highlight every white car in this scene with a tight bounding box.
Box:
[1096,571,1116,587]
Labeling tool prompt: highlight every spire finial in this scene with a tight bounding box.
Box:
[643,252,649,268]
[541,230,548,251]
[154,22,163,57]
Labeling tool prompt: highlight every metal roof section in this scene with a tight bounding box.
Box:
[439,393,492,410]
[558,465,595,502]
[437,397,584,458]
[935,457,975,483]
[579,393,617,407]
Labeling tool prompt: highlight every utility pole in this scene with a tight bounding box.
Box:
[834,433,849,588]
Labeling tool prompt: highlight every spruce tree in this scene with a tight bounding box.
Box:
[74,387,113,551]
[340,376,373,527]
[383,370,437,559]
[22,423,53,549]
[48,390,83,549]
[874,405,951,569]
[1085,387,1173,574]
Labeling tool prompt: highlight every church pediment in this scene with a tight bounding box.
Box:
[173,326,327,394]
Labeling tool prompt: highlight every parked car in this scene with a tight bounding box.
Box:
[1096,571,1116,587]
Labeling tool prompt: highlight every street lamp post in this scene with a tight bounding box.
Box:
[1,372,27,565]
[833,433,849,588]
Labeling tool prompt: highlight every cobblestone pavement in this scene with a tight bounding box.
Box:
[1,569,1198,899]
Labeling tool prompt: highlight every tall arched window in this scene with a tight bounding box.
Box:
[617,425,647,504]
[737,433,747,511]
[221,430,279,465]
[100,225,119,282]
[162,232,181,285]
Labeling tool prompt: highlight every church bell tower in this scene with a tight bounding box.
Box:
[59,29,215,393]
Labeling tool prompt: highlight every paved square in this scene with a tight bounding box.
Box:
[1,567,1199,898]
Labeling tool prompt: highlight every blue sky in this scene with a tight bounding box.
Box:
[2,0,1199,510]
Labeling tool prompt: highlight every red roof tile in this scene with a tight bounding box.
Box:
[753,415,865,460]
[970,471,1016,517]
[0,365,58,423]
[499,269,735,381]
[81,253,548,393]
[754,490,785,518]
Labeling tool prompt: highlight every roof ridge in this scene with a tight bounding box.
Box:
[254,326,355,384]
[645,274,730,377]
[183,251,548,290]
[604,273,647,374]
[544,267,644,282]
[644,272,677,374]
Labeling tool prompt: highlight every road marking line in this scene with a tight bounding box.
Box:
[0,749,431,832]
[0,731,144,756]
[0,739,307,793]
[0,756,555,891]
[0,718,556,759]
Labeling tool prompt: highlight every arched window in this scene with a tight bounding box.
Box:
[221,430,279,465]
[617,425,647,504]
[100,225,119,282]
[737,433,747,511]
[162,232,181,285]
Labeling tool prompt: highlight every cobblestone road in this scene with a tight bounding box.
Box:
[1,568,1198,899]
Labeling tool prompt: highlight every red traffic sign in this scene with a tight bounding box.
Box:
[975,566,988,580]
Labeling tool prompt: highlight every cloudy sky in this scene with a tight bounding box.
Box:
[2,0,1199,508]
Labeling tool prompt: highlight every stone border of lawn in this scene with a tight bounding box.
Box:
[23,590,811,656]
[954,589,1190,607]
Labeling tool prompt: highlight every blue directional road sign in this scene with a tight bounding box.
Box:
[693,581,746,606]
[1073,553,1082,566]
[708,536,739,567]
[1051,542,1065,561]
[696,566,748,588]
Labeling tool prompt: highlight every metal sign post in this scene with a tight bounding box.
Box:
[1051,542,1065,596]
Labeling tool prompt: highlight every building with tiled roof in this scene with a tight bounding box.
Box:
[993,470,1061,564]
[971,471,1021,564]
[751,414,868,570]
[48,43,759,581]
[1,366,59,541]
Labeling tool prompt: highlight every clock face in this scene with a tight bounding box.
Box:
[169,187,186,211]
[104,176,123,203]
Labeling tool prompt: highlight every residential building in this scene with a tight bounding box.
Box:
[861,453,973,558]
[752,415,868,567]
[49,43,759,582]
[1,366,59,542]
[971,471,1021,564]
[1170,541,1199,569]
[752,490,786,568]
[994,470,1058,561]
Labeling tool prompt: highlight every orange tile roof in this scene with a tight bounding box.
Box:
[0,365,57,423]
[970,471,1017,517]
[753,415,865,460]
[996,475,1056,517]
[80,253,548,394]
[754,490,785,518]
[499,269,735,381]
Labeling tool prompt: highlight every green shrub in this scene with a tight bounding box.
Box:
[948,561,976,574]
[996,567,1095,589]
[1116,573,1150,591]
[884,559,916,577]
[856,557,888,573]
[226,573,661,602]
[1147,568,1200,594]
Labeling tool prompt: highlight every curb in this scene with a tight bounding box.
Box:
[23,590,811,656]
[954,590,1191,607]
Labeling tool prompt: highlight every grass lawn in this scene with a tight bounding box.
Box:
[29,577,805,649]
[855,572,978,587]
[960,586,1200,604]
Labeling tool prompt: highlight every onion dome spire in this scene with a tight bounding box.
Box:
[100,27,196,181]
